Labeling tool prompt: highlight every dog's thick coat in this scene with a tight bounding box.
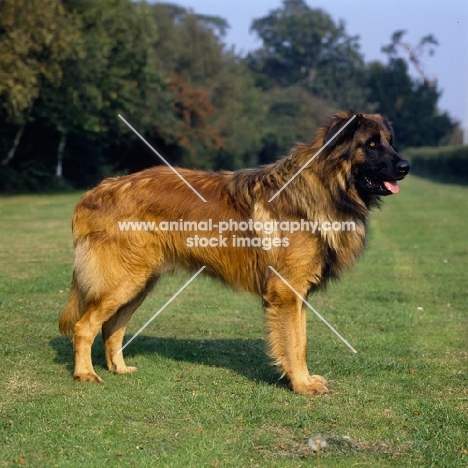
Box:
[59,111,410,393]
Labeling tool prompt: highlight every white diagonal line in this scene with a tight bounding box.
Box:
[118,266,206,354]
[118,114,207,203]
[268,114,357,202]
[268,266,357,354]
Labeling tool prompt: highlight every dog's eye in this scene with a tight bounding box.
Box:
[369,141,376,147]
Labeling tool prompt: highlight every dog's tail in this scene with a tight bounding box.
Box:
[59,274,85,337]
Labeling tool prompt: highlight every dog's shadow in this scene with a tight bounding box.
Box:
[50,334,282,387]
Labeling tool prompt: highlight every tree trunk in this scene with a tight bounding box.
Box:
[56,132,67,178]
[1,122,27,166]
[1,103,35,166]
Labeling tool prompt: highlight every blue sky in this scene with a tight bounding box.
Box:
[167,0,468,128]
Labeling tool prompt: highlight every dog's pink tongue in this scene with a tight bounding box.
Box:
[384,180,400,194]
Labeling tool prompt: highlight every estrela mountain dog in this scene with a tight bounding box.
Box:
[59,111,410,394]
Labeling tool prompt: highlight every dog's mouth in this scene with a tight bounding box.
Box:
[362,174,400,196]
[362,175,400,196]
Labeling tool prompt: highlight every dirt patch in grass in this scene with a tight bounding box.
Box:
[251,428,412,460]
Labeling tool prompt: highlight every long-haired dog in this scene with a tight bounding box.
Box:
[59,111,410,394]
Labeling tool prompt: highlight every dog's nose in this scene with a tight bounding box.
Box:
[396,159,410,175]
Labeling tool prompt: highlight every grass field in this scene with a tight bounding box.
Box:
[0,175,467,467]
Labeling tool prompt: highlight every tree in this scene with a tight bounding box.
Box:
[366,32,455,148]
[149,3,226,89]
[209,59,266,170]
[258,86,333,164]
[40,0,164,177]
[247,0,368,109]
[145,73,225,170]
[146,3,265,170]
[0,0,79,165]
[382,30,438,84]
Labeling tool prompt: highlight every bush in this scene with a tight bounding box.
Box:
[404,146,468,181]
[0,161,56,193]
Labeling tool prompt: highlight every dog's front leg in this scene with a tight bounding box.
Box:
[263,278,328,394]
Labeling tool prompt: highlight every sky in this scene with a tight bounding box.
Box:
[167,0,468,129]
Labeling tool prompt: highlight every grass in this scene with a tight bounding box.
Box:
[0,176,467,467]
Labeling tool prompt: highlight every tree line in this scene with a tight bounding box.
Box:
[0,0,456,192]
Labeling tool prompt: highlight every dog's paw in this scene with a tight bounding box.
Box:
[112,365,137,375]
[292,375,329,394]
[310,374,328,386]
[73,372,103,383]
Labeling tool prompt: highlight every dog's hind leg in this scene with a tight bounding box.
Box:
[72,280,152,383]
[263,277,328,395]
[102,277,158,375]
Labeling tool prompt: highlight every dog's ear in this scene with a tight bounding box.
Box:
[324,112,361,146]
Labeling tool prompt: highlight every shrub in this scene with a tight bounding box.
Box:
[404,146,468,181]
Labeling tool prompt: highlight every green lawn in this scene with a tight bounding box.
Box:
[0,176,467,467]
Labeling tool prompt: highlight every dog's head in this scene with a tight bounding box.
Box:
[323,112,410,198]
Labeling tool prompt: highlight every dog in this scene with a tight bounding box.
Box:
[59,111,410,394]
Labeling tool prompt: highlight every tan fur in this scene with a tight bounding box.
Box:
[59,111,396,393]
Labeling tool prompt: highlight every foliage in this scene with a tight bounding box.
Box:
[151,74,224,169]
[0,0,79,124]
[38,0,161,135]
[245,0,371,162]
[365,31,455,148]
[0,0,81,170]
[404,145,468,181]
[148,3,266,170]
[208,61,266,170]
[247,0,369,109]
[0,0,459,192]
[381,29,438,83]
[258,86,333,163]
